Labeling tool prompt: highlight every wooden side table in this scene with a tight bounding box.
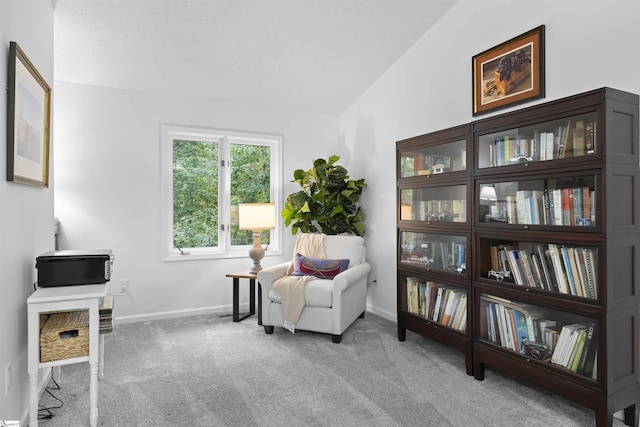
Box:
[27,284,107,427]
[225,271,261,324]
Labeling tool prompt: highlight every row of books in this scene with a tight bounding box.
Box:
[489,243,598,299]
[493,187,595,227]
[416,199,466,223]
[401,153,455,176]
[406,277,467,332]
[550,322,597,378]
[402,240,466,273]
[486,119,596,167]
[99,295,114,334]
[481,295,597,379]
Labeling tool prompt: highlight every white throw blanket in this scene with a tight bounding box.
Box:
[272,233,325,333]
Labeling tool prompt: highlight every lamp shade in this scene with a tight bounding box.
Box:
[238,203,276,231]
[479,186,497,201]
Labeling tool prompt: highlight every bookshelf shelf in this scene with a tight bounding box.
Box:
[396,88,640,426]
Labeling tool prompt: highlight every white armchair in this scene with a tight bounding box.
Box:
[257,233,371,343]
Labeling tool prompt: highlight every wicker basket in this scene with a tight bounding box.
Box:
[40,310,89,362]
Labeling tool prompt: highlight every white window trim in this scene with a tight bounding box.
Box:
[160,124,283,262]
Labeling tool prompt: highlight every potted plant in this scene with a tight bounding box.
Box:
[282,155,366,236]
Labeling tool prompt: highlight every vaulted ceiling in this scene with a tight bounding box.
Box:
[53,0,458,114]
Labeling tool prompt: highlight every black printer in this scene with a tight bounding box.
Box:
[35,249,114,287]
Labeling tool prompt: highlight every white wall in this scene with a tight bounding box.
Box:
[0,0,55,421]
[340,0,640,320]
[53,82,342,322]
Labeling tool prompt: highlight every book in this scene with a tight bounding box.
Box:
[451,293,467,331]
[505,248,526,286]
[548,244,569,294]
[585,121,595,154]
[516,190,533,225]
[577,322,598,376]
[518,249,536,288]
[546,132,555,160]
[486,304,496,342]
[574,120,585,156]
[426,282,439,320]
[510,307,530,354]
[490,245,500,272]
[561,188,573,226]
[441,289,463,326]
[567,247,583,297]
[531,190,544,224]
[432,287,448,322]
[540,244,560,293]
[407,277,419,313]
[561,121,572,158]
[552,189,563,225]
[551,324,571,365]
[572,187,583,225]
[529,250,546,290]
[569,328,588,372]
[560,246,578,296]
[534,244,553,292]
[563,324,587,368]
[583,248,598,299]
[573,248,589,298]
[538,319,557,349]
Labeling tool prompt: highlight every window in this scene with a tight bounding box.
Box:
[161,125,282,261]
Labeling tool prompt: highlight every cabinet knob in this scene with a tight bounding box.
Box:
[524,225,529,229]
[524,163,530,167]
[526,358,531,362]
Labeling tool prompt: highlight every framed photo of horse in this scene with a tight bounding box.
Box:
[472,25,545,116]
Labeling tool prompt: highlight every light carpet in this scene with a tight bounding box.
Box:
[38,312,625,426]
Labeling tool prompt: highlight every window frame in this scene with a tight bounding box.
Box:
[160,124,283,262]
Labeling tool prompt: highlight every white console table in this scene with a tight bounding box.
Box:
[27,284,107,427]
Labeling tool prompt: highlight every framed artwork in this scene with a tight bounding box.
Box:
[7,41,51,187]
[472,25,545,116]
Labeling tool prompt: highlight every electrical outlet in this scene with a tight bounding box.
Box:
[5,362,11,394]
[120,279,129,292]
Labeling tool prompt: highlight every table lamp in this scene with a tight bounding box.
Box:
[239,203,276,273]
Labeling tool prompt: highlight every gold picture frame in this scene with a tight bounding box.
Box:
[472,25,545,116]
[7,41,51,187]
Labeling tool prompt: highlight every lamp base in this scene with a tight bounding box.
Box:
[248,231,265,274]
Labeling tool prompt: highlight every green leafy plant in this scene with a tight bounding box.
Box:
[282,155,366,236]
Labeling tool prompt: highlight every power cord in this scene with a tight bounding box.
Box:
[38,367,63,419]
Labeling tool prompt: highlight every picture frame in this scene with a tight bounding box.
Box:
[472,25,545,116]
[7,41,51,187]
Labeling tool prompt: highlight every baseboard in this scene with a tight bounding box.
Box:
[114,303,397,325]
[365,304,396,322]
[114,304,233,325]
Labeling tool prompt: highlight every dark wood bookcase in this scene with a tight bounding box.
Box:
[396,123,473,375]
[396,88,640,426]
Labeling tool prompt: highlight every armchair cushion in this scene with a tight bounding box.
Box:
[291,253,349,279]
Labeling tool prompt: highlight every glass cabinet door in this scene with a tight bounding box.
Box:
[399,231,467,275]
[399,138,467,178]
[400,185,467,223]
[476,111,598,170]
[478,293,598,381]
[478,173,597,228]
[477,237,599,301]
[404,276,467,332]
